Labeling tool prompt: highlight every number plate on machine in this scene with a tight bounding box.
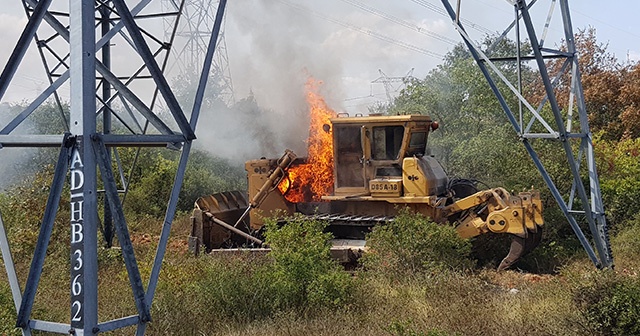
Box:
[369,179,403,197]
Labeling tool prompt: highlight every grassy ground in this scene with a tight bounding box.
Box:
[0,213,639,335]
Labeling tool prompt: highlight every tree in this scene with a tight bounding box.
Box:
[533,27,640,141]
[389,36,536,184]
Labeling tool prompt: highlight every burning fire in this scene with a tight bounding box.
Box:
[278,78,336,202]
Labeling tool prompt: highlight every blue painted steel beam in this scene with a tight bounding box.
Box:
[93,136,150,322]
[29,320,69,334]
[16,137,70,328]
[97,315,140,333]
[0,0,54,101]
[68,0,99,330]
[111,0,195,140]
[557,0,613,267]
[0,213,23,324]
[101,134,186,147]
[137,141,192,336]
[0,135,65,147]
[140,2,228,333]
[517,0,610,267]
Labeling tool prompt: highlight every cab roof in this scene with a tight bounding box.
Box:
[330,114,432,124]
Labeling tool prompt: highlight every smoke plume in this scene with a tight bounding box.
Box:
[192,0,349,165]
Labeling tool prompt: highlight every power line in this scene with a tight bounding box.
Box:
[277,0,445,59]
[409,0,494,35]
[572,9,640,41]
[338,0,458,45]
[372,68,415,102]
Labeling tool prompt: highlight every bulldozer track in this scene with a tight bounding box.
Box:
[309,213,392,227]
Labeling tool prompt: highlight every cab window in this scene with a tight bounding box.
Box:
[407,132,427,156]
[372,126,404,160]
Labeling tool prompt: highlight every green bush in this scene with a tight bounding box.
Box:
[264,214,355,311]
[151,215,355,332]
[124,148,246,218]
[573,272,640,336]
[362,208,473,276]
[595,135,640,228]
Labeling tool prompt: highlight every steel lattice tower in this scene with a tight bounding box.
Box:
[0,0,227,334]
[162,0,235,106]
[372,68,415,103]
[438,0,613,269]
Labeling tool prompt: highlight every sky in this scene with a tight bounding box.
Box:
[222,0,640,116]
[0,0,639,117]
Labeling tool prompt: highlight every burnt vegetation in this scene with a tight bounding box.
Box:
[1,30,640,335]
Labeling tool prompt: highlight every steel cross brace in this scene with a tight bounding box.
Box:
[26,0,176,136]
[438,0,613,268]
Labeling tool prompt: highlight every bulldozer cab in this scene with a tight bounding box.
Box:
[330,114,435,196]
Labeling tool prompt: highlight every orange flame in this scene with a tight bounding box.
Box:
[278,78,336,202]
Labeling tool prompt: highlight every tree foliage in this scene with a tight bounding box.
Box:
[535,27,640,140]
[389,37,535,179]
[595,135,640,226]
[124,148,246,217]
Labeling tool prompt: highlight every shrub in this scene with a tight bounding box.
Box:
[151,214,356,332]
[264,214,355,311]
[362,208,473,277]
[595,135,640,227]
[573,272,640,336]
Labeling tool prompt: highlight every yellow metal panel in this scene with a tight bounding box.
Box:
[486,208,527,237]
[330,114,432,124]
[403,157,427,196]
[245,159,294,229]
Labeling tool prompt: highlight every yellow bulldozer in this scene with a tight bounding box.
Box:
[189,114,544,270]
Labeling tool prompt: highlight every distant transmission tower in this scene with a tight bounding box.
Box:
[371,68,415,103]
[163,0,235,106]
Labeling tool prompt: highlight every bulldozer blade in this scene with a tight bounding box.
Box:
[523,226,543,255]
[497,227,543,271]
[190,191,250,254]
[497,235,526,271]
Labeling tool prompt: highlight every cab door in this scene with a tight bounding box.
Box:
[333,125,366,195]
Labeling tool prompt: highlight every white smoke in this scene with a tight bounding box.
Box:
[0,103,39,191]
[191,0,351,165]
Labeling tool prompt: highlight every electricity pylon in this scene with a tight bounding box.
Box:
[163,0,235,106]
[371,68,415,103]
[438,0,613,269]
[0,0,227,334]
